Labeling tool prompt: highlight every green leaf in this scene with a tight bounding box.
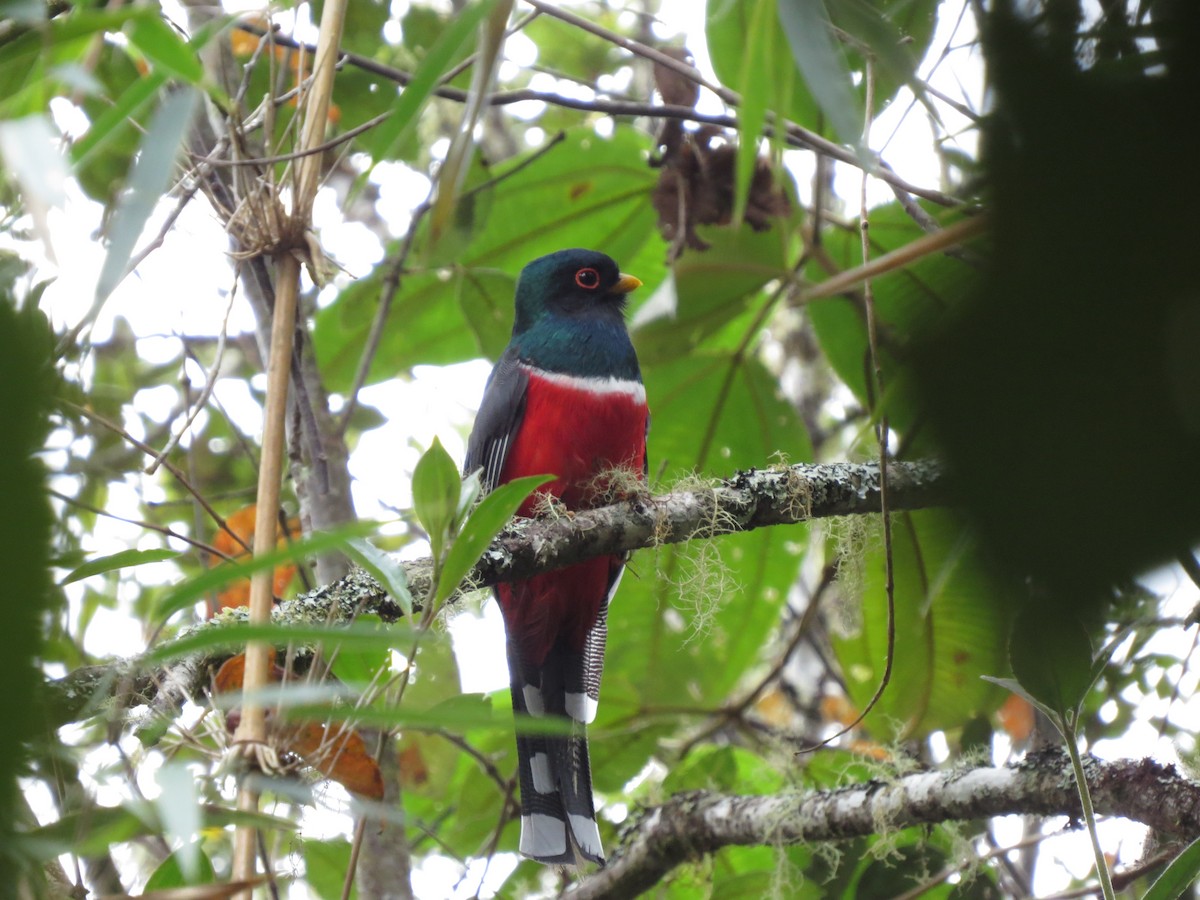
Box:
[1009,605,1094,721]
[60,547,178,585]
[314,127,664,389]
[153,520,378,622]
[124,15,204,84]
[411,437,462,564]
[154,763,202,881]
[1144,835,1200,900]
[632,206,800,365]
[328,615,389,689]
[367,0,497,169]
[146,620,419,665]
[303,839,357,900]
[343,537,414,617]
[807,200,980,447]
[94,87,199,306]
[436,474,554,605]
[777,0,863,148]
[143,847,216,891]
[592,351,811,791]
[832,510,1014,738]
[708,0,936,138]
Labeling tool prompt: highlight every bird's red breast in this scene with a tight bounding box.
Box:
[496,365,648,665]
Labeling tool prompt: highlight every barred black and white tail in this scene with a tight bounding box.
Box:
[506,607,609,865]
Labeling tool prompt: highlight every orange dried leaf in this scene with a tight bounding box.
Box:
[848,739,891,762]
[228,18,271,57]
[819,694,859,727]
[213,649,281,694]
[998,693,1035,742]
[209,505,299,616]
[752,685,793,728]
[397,740,429,788]
[289,723,384,800]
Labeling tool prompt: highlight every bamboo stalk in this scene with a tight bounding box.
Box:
[228,0,350,891]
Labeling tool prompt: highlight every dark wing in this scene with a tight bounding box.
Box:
[464,346,529,491]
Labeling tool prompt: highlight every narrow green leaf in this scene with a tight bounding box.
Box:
[60,547,178,585]
[430,0,513,243]
[125,16,205,84]
[343,537,414,616]
[144,847,216,891]
[70,69,167,168]
[436,474,554,605]
[1144,835,1200,900]
[153,521,378,621]
[369,0,497,166]
[776,0,863,148]
[732,0,773,224]
[154,763,202,880]
[411,437,462,562]
[95,87,199,305]
[146,619,419,665]
[284,696,571,736]
[980,676,1060,728]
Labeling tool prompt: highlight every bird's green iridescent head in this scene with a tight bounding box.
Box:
[510,249,643,379]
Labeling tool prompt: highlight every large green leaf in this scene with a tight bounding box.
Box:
[831,509,1013,738]
[314,126,666,389]
[806,201,980,444]
[633,210,800,365]
[592,351,812,790]
[708,0,938,138]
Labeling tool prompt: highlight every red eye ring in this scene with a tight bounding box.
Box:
[575,267,601,289]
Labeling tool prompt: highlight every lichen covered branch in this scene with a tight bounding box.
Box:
[44,459,944,728]
[571,752,1200,900]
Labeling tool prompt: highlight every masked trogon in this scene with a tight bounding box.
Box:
[465,248,648,864]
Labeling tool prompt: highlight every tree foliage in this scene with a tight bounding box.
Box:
[2,0,1199,897]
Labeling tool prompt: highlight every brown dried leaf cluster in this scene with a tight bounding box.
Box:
[215,652,385,799]
[650,47,790,259]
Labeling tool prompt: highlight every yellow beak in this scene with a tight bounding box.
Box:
[613,273,642,294]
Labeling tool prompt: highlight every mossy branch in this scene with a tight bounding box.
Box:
[44,459,945,729]
[571,751,1200,900]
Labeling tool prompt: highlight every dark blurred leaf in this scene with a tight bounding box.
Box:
[908,13,1200,606]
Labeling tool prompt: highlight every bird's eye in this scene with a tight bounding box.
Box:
[575,267,601,289]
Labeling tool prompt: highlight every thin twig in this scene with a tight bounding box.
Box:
[146,286,239,475]
[228,24,962,208]
[335,130,568,437]
[48,488,230,560]
[63,401,251,556]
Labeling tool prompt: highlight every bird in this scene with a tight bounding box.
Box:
[464,248,648,865]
